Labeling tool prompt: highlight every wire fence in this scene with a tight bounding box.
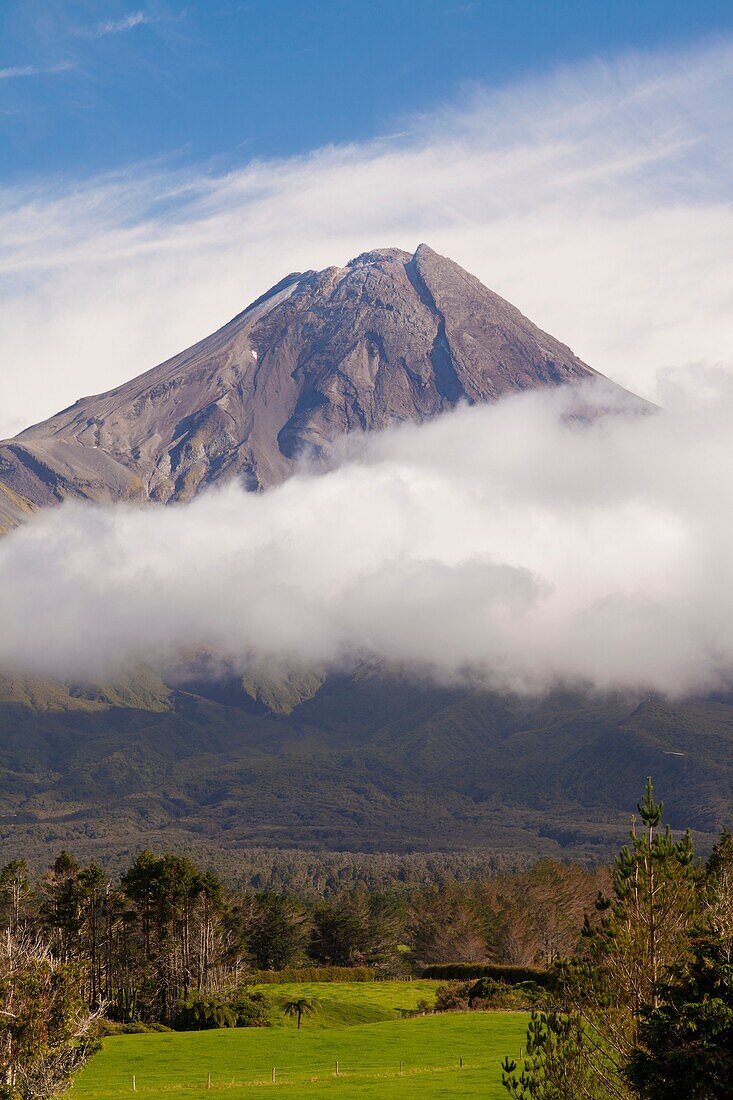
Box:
[74,1054,491,1094]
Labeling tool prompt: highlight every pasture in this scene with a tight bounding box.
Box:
[74,981,527,1098]
[252,978,442,1027]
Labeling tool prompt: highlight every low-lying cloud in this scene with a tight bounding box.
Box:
[2,379,733,697]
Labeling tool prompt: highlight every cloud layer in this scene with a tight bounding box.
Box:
[2,379,733,697]
[2,39,733,436]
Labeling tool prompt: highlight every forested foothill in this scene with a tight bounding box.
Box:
[0,847,605,1031]
[0,779,730,1098]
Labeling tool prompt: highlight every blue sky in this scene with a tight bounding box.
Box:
[2,3,733,437]
[2,0,733,183]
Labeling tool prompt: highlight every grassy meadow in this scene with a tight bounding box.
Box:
[74,982,527,1098]
[251,979,442,1027]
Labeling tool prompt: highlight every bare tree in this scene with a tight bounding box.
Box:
[0,928,103,1099]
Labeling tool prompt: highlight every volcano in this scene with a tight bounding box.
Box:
[0,246,727,865]
[0,244,611,532]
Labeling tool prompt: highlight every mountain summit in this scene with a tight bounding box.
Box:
[0,244,607,531]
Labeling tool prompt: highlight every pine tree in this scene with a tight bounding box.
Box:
[625,828,733,1099]
[246,895,306,971]
[503,778,700,1100]
[502,1011,608,1099]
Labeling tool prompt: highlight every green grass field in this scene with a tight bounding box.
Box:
[74,982,528,1098]
[253,979,443,1027]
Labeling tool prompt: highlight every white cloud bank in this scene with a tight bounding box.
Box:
[2,379,733,697]
[2,38,733,437]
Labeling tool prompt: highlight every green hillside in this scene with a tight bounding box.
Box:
[0,666,730,868]
[75,1011,527,1099]
[253,980,441,1028]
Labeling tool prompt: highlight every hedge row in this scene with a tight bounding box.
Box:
[421,963,554,987]
[249,966,377,983]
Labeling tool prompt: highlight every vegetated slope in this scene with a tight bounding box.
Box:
[74,1012,527,1099]
[253,981,442,1028]
[0,666,729,870]
[0,244,611,532]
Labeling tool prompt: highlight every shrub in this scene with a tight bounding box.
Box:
[422,963,555,988]
[434,982,472,1012]
[468,977,547,1010]
[230,990,271,1027]
[172,991,271,1031]
[95,1020,172,1036]
[173,997,237,1031]
[433,978,548,1013]
[250,965,376,983]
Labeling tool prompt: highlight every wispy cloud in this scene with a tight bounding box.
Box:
[81,11,155,38]
[0,62,73,80]
[1,38,733,437]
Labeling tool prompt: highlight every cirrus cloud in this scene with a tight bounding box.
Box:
[1,38,733,436]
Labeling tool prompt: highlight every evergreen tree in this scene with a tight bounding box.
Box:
[246,895,306,971]
[503,778,700,1100]
[704,827,733,881]
[502,1011,605,1100]
[625,829,733,1099]
[120,851,224,1022]
[0,865,29,934]
[569,778,698,1087]
[310,888,401,970]
[40,853,84,964]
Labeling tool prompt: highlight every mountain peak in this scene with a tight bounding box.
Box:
[0,244,612,532]
[346,246,413,267]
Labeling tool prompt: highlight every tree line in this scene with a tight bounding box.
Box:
[0,848,605,1028]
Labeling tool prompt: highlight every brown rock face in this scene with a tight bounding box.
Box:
[0,244,608,530]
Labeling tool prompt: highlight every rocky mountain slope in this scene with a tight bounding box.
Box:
[0,244,608,532]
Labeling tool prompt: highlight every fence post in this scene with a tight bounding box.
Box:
[459,1056,463,1069]
[335,1060,339,1076]
[272,1066,276,1084]
[207,1070,212,1089]
[399,1060,403,1076]
[132,1075,136,1093]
